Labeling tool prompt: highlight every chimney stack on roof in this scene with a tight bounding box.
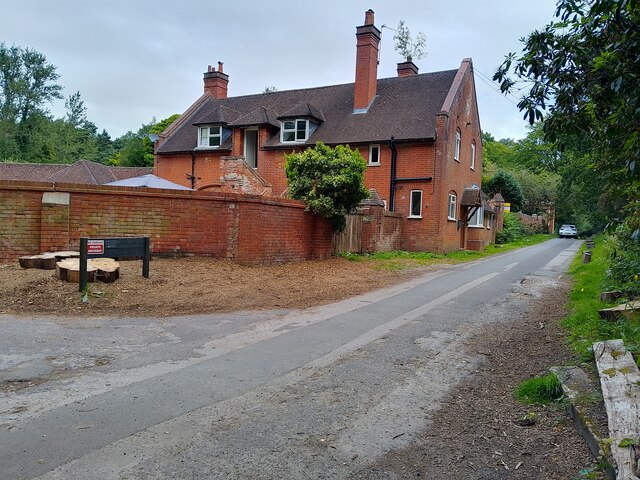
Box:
[397,60,419,77]
[203,61,229,99]
[353,9,381,113]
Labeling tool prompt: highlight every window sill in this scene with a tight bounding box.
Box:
[468,225,485,229]
[454,158,460,163]
[407,215,422,219]
[368,163,381,167]
[470,167,475,171]
[447,217,457,221]
[281,140,307,144]
[195,146,221,150]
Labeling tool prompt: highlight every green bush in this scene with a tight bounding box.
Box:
[606,225,640,296]
[285,142,369,232]
[496,212,525,244]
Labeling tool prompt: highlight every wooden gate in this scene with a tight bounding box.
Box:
[332,214,363,254]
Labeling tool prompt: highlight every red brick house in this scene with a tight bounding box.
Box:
[155,10,495,253]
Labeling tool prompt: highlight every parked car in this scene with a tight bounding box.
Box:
[558,224,578,238]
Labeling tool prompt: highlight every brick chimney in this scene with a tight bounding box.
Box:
[203,61,228,99]
[397,60,419,77]
[353,9,381,113]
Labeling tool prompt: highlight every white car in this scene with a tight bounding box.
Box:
[558,224,578,238]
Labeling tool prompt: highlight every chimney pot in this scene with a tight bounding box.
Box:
[218,61,224,73]
[364,9,374,25]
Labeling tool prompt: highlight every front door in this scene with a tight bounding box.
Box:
[244,129,258,168]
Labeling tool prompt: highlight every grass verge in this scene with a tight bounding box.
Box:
[563,236,640,361]
[341,234,553,271]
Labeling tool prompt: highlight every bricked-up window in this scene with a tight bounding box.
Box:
[454,129,461,161]
[409,190,422,218]
[369,144,380,166]
[281,119,309,143]
[448,193,457,220]
[471,141,476,170]
[468,205,484,227]
[198,126,222,148]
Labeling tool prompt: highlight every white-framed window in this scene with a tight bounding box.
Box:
[454,129,461,162]
[198,126,222,148]
[409,190,422,218]
[369,144,380,166]
[448,193,457,220]
[468,206,484,227]
[281,119,309,143]
[471,141,476,170]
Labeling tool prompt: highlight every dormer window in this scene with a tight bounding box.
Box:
[198,126,222,148]
[281,119,309,143]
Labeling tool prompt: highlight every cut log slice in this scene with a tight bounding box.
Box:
[54,258,119,284]
[92,258,120,283]
[18,251,79,270]
[18,255,43,269]
[39,253,58,270]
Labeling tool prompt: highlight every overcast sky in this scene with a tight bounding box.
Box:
[1,0,558,141]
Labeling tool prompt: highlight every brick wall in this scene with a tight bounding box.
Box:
[361,205,402,253]
[0,181,332,265]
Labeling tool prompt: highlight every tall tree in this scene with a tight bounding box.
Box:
[494,0,640,229]
[0,43,62,123]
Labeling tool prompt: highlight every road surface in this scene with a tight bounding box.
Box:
[0,239,581,479]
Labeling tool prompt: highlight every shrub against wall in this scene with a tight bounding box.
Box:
[496,212,525,244]
[285,142,369,232]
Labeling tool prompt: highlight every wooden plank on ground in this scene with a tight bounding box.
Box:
[594,339,640,479]
[599,301,640,321]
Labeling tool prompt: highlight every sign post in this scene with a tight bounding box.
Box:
[79,237,150,292]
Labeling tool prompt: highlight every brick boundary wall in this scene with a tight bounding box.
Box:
[360,205,402,253]
[516,211,548,233]
[0,181,333,265]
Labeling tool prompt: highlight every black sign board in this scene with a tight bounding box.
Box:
[79,237,150,292]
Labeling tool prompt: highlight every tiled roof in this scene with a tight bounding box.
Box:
[157,69,458,154]
[0,160,152,184]
[0,163,67,181]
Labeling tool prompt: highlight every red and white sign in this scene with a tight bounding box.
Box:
[86,240,105,255]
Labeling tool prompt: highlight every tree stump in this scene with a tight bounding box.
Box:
[19,251,80,269]
[55,258,119,284]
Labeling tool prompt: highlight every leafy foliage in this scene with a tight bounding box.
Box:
[606,225,640,296]
[483,171,525,212]
[493,0,640,229]
[495,212,525,244]
[285,142,369,231]
[393,21,427,61]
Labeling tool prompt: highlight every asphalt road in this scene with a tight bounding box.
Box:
[0,239,581,479]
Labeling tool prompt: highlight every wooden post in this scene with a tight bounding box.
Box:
[143,236,150,278]
[79,238,88,293]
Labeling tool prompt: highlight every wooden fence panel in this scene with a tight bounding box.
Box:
[332,214,363,254]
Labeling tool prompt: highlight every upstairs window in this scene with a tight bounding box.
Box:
[471,141,476,170]
[281,119,309,143]
[369,144,380,166]
[198,126,222,148]
[448,193,457,220]
[454,129,461,161]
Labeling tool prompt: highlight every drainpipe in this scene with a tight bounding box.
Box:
[388,136,433,212]
[388,137,397,211]
[186,152,197,189]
